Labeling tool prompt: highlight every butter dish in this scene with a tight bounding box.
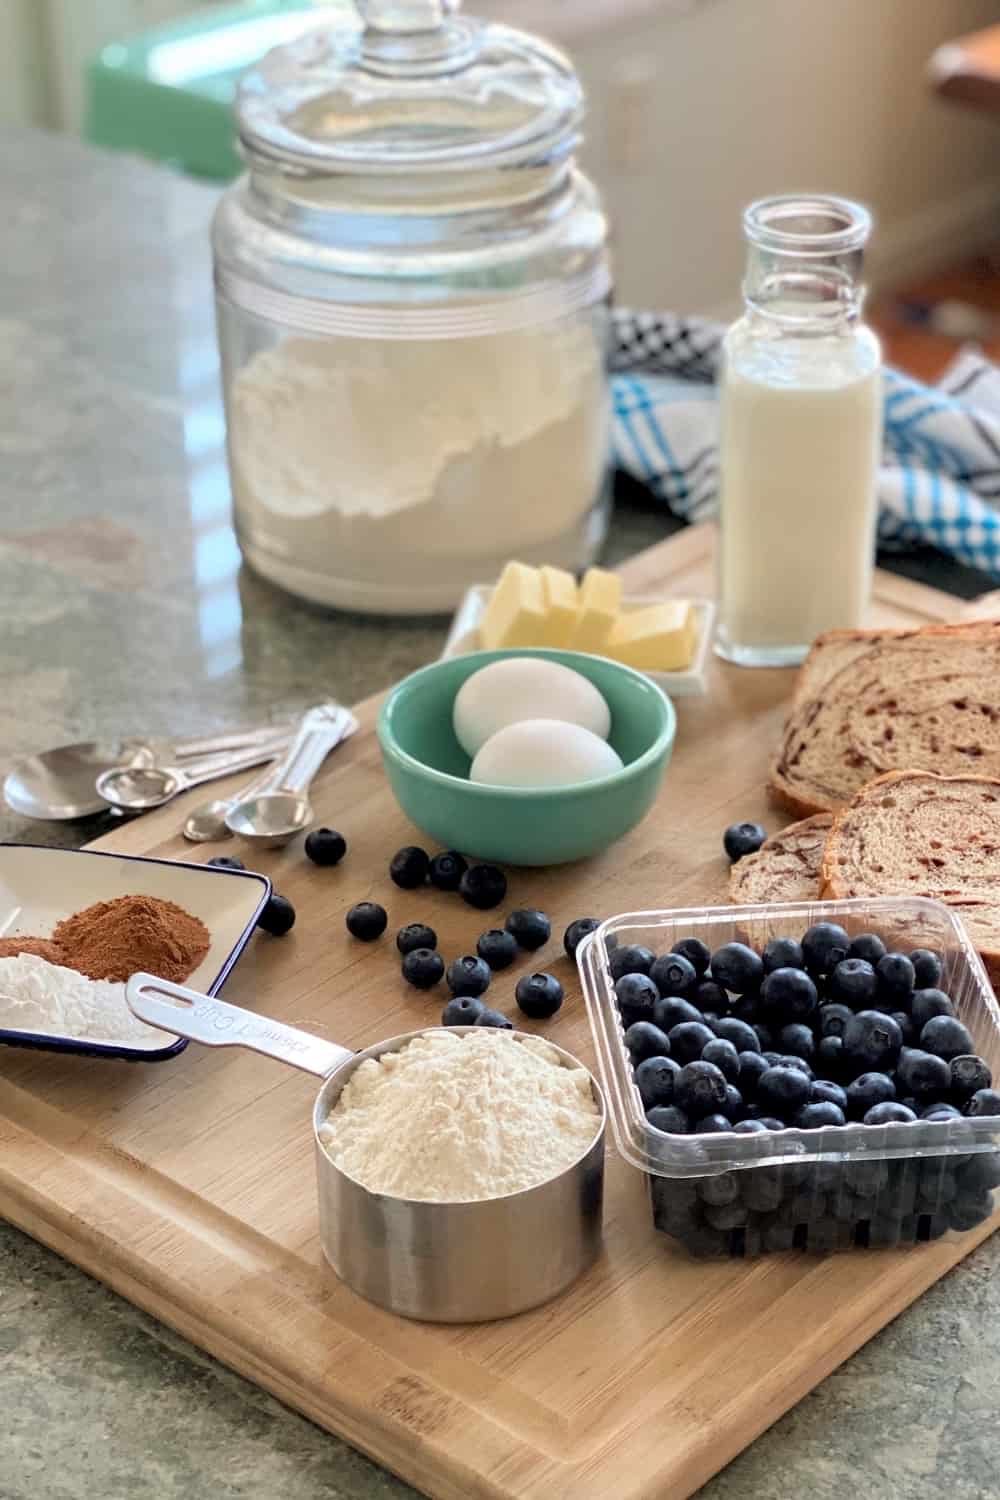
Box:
[442,588,715,696]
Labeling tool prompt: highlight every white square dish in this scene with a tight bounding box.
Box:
[0,845,270,1061]
[440,587,716,696]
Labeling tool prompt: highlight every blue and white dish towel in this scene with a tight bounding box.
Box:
[610,308,1000,578]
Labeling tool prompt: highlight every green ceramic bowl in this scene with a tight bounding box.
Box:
[377,649,676,867]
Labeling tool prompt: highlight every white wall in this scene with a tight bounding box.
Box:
[0,0,51,127]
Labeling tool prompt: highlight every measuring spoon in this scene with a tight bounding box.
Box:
[95,734,293,814]
[224,703,358,849]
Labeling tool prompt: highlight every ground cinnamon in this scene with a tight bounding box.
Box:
[0,937,66,963]
[52,895,210,984]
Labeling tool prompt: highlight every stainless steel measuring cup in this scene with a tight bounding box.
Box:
[126,975,606,1323]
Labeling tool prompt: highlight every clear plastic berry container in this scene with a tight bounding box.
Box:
[578,898,1000,1258]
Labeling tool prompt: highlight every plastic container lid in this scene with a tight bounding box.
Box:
[236,0,583,174]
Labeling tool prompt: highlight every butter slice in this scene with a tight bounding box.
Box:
[570,568,622,652]
[539,566,580,646]
[480,562,546,649]
[604,600,696,671]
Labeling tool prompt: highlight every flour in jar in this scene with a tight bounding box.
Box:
[318,1029,600,1202]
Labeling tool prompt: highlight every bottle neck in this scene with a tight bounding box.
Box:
[743,246,866,334]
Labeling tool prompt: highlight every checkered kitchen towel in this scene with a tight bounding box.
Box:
[610,308,1000,577]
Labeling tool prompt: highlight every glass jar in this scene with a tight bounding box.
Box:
[715,195,883,667]
[213,0,612,615]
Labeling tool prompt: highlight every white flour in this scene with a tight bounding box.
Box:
[0,952,171,1050]
[319,1029,600,1203]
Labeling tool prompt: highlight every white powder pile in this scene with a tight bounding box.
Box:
[0,952,171,1049]
[319,1029,600,1203]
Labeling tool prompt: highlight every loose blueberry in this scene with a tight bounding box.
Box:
[950,1054,992,1102]
[733,1118,770,1134]
[441,995,485,1026]
[810,1079,848,1112]
[692,978,728,1012]
[694,1114,734,1134]
[798,1101,846,1129]
[909,948,943,989]
[721,1084,745,1121]
[476,928,518,970]
[817,1035,846,1074]
[911,988,956,1029]
[608,944,656,981]
[818,1002,854,1039]
[396,922,437,956]
[848,932,886,965]
[864,1102,917,1125]
[563,916,599,958]
[701,1038,741,1083]
[711,943,764,993]
[515,972,564,1020]
[668,1021,717,1065]
[446,955,492,997]
[208,855,245,871]
[389,845,430,889]
[505,908,551,952]
[920,1015,975,1062]
[801,922,850,975]
[671,937,711,975]
[675,1060,728,1117]
[458,864,507,910]
[779,1023,815,1061]
[428,850,468,891]
[304,828,347,867]
[401,949,445,990]
[875,952,916,1005]
[636,1055,682,1109]
[757,1064,811,1118]
[760,966,818,1021]
[738,1051,770,1096]
[653,996,705,1032]
[258,893,296,936]
[345,901,387,941]
[474,1008,513,1029]
[615,972,660,1026]
[649,952,698,997]
[624,1021,672,1065]
[967,1088,1000,1117]
[846,1072,896,1118]
[843,1010,903,1072]
[723,821,767,861]
[646,1104,690,1134]
[827,958,877,1008]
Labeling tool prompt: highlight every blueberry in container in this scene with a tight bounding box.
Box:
[578,897,1000,1259]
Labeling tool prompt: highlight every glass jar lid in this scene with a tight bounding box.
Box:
[236,0,583,175]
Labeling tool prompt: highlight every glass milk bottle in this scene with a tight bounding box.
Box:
[715,196,882,667]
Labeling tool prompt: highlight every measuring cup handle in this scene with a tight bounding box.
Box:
[264,703,358,796]
[126,975,352,1079]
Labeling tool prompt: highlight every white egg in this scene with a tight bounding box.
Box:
[470,719,624,789]
[453,657,611,758]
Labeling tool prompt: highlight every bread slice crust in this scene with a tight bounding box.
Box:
[728,814,831,905]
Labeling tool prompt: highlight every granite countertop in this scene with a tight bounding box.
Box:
[1,128,998,1500]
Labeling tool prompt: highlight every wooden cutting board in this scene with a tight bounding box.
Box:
[2,524,998,1500]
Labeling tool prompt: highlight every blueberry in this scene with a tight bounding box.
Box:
[761,967,818,1021]
[697,1173,740,1207]
[505,909,551,951]
[694,1114,734,1134]
[476,928,518,970]
[817,1035,846,1075]
[564,916,599,958]
[723,821,767,861]
[304,828,347,867]
[827,958,877,1008]
[890,1011,916,1046]
[843,1010,903,1072]
[389,845,430,889]
[762,936,805,974]
[428,850,468,891]
[345,900,387,941]
[474,1008,513,1029]
[701,1038,740,1083]
[668,1021,717,1065]
[757,1065,811,1118]
[646,1104,690,1134]
[458,864,507,910]
[848,932,886,964]
[733,1118,770,1135]
[675,1060,728,1117]
[920,1015,975,1062]
[810,1079,848,1112]
[710,943,764,993]
[671,937,711,975]
[608,944,656,981]
[912,988,956,1030]
[208,855,246,871]
[401,948,445,990]
[757,1117,787,1131]
[761,1049,782,1066]
[446,955,492,997]
[755,1027,777,1053]
[950,1054,992,1102]
[624,1021,672,1065]
[921,1103,964,1121]
[967,1088,1000,1117]
[780,1055,814,1078]
[957,1153,1000,1192]
[731,993,761,1024]
[738,1051,770,1096]
[845,1074,899,1122]
[875,953,916,1004]
[258,893,296,936]
[818,1002,854,1039]
[948,1193,994,1231]
[636,1055,682,1109]
[721,1084,745,1121]
[653,996,704,1032]
[515,972,564,1020]
[692,978,728,1012]
[798,1101,846,1129]
[864,1101,917,1125]
[396,922,437,956]
[779,1023,815,1061]
[441,996,485,1026]
[615,972,659,1026]
[910,948,943,989]
[801,922,850,975]
[649,952,698,997]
